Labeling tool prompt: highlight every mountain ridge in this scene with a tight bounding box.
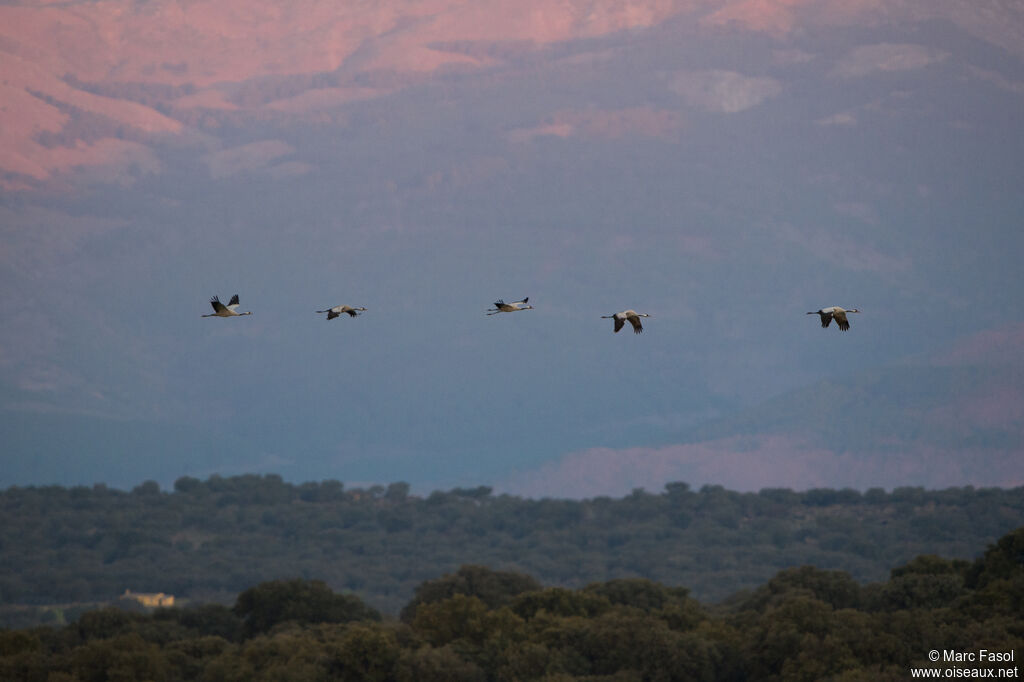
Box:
[4,0,1024,186]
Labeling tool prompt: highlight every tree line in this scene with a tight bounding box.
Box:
[1,476,1023,622]
[1,526,1022,681]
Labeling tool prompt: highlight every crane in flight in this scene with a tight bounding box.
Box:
[807,306,860,331]
[487,297,533,315]
[316,305,368,320]
[202,295,252,318]
[602,310,650,334]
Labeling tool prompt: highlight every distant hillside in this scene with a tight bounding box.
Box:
[687,364,1024,451]
[4,0,1024,187]
[1,476,1022,621]
[500,358,1024,497]
[5,0,1024,498]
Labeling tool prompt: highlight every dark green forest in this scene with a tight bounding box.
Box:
[2,529,1023,681]
[2,476,1024,622]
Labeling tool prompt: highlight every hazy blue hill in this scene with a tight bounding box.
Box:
[684,363,1024,453]
[3,0,1024,505]
[0,412,240,489]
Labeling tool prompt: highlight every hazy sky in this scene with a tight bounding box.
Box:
[2,0,1023,496]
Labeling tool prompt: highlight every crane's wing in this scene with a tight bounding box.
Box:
[493,299,506,307]
[209,297,228,313]
[613,317,625,333]
[834,312,850,331]
[228,294,240,306]
[326,310,340,320]
[345,309,360,317]
[820,313,832,328]
[628,316,643,334]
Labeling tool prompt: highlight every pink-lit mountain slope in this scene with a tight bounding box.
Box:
[501,325,1024,498]
[3,0,1022,189]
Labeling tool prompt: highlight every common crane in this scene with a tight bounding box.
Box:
[807,306,860,331]
[202,295,252,318]
[602,310,650,334]
[487,297,533,315]
[316,305,368,320]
